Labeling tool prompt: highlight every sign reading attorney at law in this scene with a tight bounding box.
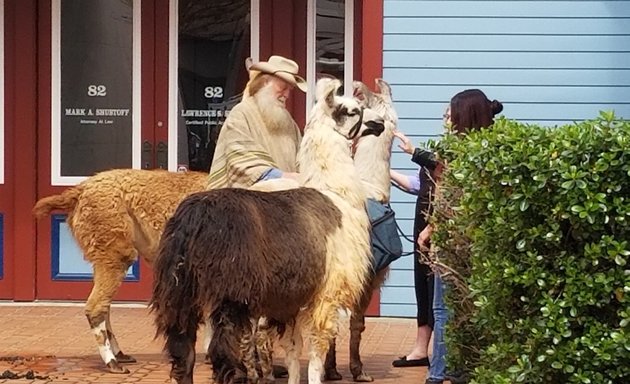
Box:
[60,0,133,177]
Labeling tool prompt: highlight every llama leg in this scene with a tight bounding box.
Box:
[255,317,276,383]
[240,318,260,383]
[85,263,129,374]
[349,308,372,382]
[307,337,327,384]
[105,309,137,363]
[309,306,340,384]
[351,271,387,382]
[208,303,252,384]
[324,338,342,381]
[279,324,303,384]
[165,321,198,384]
[349,286,376,382]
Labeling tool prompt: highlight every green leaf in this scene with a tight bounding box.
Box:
[507,365,521,374]
[615,255,626,266]
[520,200,529,211]
[571,205,584,213]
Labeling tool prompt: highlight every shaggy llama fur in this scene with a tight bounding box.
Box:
[150,79,384,384]
[32,169,208,373]
[324,78,399,382]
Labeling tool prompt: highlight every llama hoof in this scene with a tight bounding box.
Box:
[114,352,137,363]
[272,365,288,378]
[324,370,343,381]
[106,360,130,374]
[353,372,374,382]
[204,354,211,365]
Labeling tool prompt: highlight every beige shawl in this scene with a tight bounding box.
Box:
[207,97,301,189]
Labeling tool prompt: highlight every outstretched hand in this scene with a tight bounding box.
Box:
[393,130,415,155]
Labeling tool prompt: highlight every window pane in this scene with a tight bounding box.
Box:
[178,0,251,172]
[60,0,133,176]
[316,0,345,81]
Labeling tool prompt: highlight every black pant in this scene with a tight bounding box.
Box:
[413,168,435,329]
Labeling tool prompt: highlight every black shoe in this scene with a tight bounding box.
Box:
[392,356,430,367]
[424,379,443,384]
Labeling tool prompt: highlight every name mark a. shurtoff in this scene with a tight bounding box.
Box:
[65,108,130,116]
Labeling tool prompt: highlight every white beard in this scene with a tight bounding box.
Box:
[254,84,295,134]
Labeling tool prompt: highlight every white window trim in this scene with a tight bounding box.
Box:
[343,0,353,98]
[306,0,354,117]
[0,0,4,184]
[167,0,260,171]
[251,0,260,63]
[51,0,141,186]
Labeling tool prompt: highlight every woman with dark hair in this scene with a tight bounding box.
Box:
[391,89,503,384]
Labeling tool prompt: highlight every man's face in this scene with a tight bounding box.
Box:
[268,76,295,107]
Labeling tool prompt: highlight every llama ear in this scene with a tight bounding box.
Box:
[375,78,393,101]
[315,77,334,103]
[322,79,342,108]
[352,81,373,104]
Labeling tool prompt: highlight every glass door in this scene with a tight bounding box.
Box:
[167,0,253,173]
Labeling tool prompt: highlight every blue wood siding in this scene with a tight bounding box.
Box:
[381,0,630,317]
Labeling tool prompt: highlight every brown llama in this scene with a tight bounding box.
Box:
[32,169,208,373]
[150,79,384,384]
[325,78,400,382]
[30,58,261,374]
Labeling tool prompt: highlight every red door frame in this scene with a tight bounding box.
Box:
[1,0,39,301]
[34,0,156,300]
[360,0,384,316]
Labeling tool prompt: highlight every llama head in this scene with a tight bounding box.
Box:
[360,108,386,138]
[352,80,374,108]
[314,78,384,140]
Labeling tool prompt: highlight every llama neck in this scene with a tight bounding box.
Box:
[353,123,395,203]
[298,127,367,209]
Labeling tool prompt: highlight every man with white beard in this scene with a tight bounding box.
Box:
[205,55,306,379]
[207,55,307,190]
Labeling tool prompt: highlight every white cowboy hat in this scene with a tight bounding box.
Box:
[250,55,307,92]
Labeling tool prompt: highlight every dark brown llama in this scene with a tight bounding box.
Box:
[150,79,385,384]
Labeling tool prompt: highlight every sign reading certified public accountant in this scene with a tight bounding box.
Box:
[58,0,133,177]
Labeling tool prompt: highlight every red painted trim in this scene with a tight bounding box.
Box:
[361,0,384,316]
[11,0,38,301]
[0,0,16,299]
[291,0,307,129]
[141,0,156,167]
[152,0,168,150]
[258,1,272,60]
[353,0,363,81]
[361,0,383,86]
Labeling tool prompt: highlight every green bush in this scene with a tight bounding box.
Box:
[429,112,630,384]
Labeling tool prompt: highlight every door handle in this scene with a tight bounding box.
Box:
[141,141,153,169]
[156,141,168,169]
